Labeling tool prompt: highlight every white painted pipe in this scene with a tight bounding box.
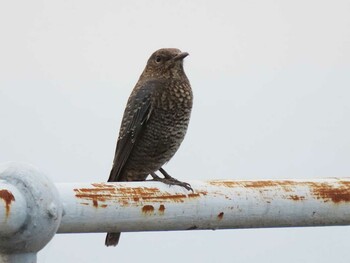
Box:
[57,178,350,233]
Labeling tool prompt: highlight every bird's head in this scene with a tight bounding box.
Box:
[141,48,189,79]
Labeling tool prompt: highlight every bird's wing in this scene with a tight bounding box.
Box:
[108,80,160,182]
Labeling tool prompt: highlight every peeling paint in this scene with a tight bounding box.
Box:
[0,189,15,218]
[217,212,224,220]
[208,180,350,204]
[74,184,207,208]
[73,178,350,224]
[159,204,165,213]
[288,195,306,201]
[309,182,350,203]
[142,205,154,214]
[208,181,240,188]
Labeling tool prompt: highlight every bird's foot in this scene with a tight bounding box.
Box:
[150,172,193,192]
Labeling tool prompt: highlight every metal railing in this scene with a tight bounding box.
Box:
[1,162,350,262]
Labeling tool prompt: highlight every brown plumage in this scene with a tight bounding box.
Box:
[105,48,193,247]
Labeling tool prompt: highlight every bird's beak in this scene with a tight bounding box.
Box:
[173,52,189,61]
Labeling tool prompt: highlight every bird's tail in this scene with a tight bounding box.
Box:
[105,232,121,247]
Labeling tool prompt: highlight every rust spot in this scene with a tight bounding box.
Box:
[91,183,115,188]
[159,204,165,213]
[142,205,154,214]
[74,183,207,208]
[208,181,241,188]
[0,190,15,218]
[75,184,123,207]
[288,195,306,201]
[242,180,301,192]
[188,193,200,198]
[310,181,350,203]
[100,204,108,208]
[217,212,224,220]
[209,180,350,204]
[243,181,285,188]
[141,194,187,202]
[208,180,298,192]
[187,225,198,230]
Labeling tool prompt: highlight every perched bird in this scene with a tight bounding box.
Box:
[105,48,193,247]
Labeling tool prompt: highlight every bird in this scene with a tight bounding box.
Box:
[105,48,193,247]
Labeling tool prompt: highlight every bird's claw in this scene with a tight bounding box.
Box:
[151,176,193,192]
[166,178,193,192]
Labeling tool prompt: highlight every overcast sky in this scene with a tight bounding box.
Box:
[1,1,350,262]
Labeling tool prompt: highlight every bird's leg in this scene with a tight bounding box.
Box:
[159,168,177,179]
[150,172,162,180]
[150,168,193,192]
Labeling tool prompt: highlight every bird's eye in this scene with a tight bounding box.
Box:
[155,56,162,63]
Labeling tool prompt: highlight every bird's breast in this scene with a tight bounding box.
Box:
[157,80,193,110]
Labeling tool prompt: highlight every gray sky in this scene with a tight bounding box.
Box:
[1,0,350,262]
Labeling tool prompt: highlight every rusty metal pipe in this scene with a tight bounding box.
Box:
[2,161,350,261]
[57,178,350,233]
